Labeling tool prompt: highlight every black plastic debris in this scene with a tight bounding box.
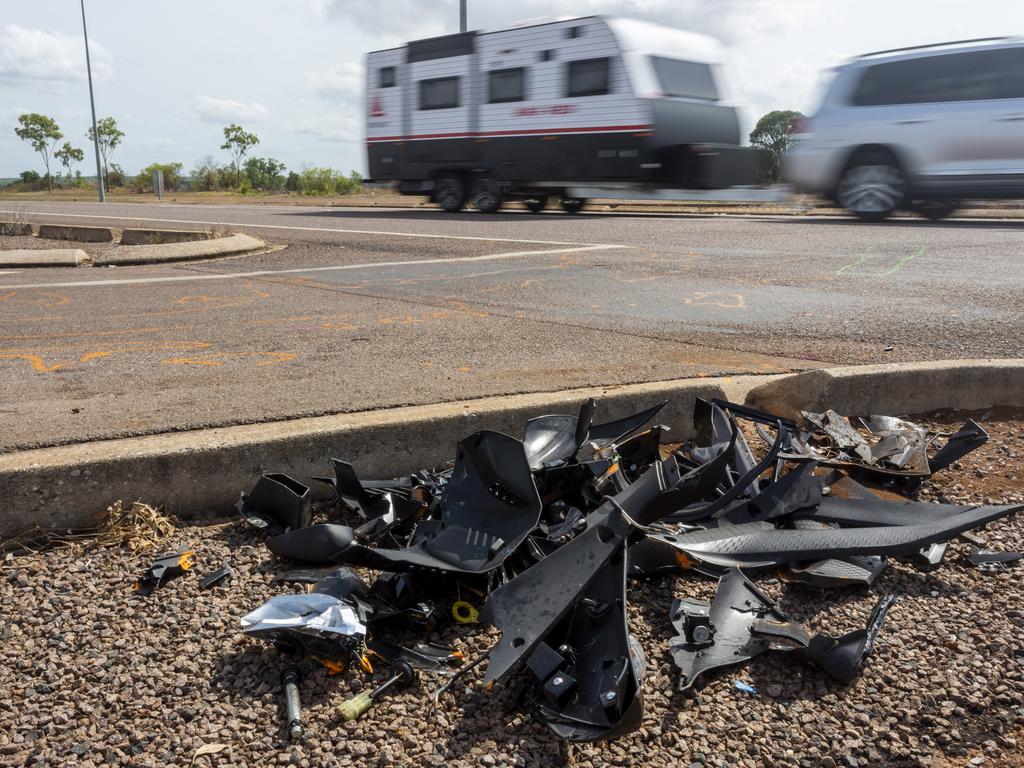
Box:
[200,564,233,589]
[135,548,193,595]
[239,473,312,534]
[669,569,896,690]
[235,395,1015,743]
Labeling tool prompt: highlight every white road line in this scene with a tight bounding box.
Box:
[0,244,621,290]
[0,209,609,247]
[0,270,22,275]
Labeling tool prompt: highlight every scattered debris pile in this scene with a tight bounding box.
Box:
[234,398,1022,742]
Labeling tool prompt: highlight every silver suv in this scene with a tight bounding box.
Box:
[785,38,1024,221]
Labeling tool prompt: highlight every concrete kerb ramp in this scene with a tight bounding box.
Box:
[95,233,265,265]
[0,376,749,535]
[744,359,1024,420]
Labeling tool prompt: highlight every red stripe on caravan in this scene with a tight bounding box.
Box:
[365,124,654,143]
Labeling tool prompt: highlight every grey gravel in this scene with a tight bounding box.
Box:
[0,411,1022,767]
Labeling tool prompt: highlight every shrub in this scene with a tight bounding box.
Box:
[107,163,126,188]
[243,157,286,192]
[285,171,300,192]
[189,156,222,191]
[297,167,364,196]
[132,162,184,192]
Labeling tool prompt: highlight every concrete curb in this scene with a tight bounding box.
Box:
[0,222,33,236]
[38,224,114,242]
[94,233,266,265]
[0,248,90,267]
[745,358,1024,420]
[0,375,772,534]
[4,359,1024,536]
[120,228,211,246]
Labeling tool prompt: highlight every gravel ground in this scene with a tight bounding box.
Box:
[2,411,1022,768]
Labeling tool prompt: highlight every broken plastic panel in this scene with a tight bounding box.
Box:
[669,568,895,690]
[240,473,312,533]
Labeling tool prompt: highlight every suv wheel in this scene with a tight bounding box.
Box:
[435,174,466,212]
[911,200,958,221]
[836,153,907,222]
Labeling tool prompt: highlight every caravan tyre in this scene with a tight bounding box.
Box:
[435,174,466,212]
[560,197,586,214]
[523,195,549,213]
[473,180,503,213]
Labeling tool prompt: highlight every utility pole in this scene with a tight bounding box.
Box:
[81,0,105,202]
[460,0,467,32]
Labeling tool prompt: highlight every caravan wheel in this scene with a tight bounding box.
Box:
[435,174,466,212]
[523,195,548,213]
[560,197,586,214]
[473,179,503,213]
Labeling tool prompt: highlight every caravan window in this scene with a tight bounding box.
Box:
[650,57,718,101]
[379,67,396,88]
[567,58,610,97]
[488,68,525,103]
[419,77,460,110]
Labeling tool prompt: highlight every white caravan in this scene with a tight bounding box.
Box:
[365,16,764,213]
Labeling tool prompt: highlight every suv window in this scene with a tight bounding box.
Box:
[852,47,1024,105]
[488,68,525,103]
[567,58,610,97]
[650,57,718,101]
[419,77,459,110]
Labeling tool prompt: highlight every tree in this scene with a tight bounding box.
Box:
[55,142,85,181]
[243,157,286,191]
[190,155,223,192]
[749,109,804,185]
[14,113,63,192]
[220,124,259,177]
[86,117,124,187]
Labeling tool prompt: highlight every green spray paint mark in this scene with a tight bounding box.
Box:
[836,245,924,276]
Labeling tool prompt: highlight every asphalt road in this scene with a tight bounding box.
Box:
[1,200,1022,451]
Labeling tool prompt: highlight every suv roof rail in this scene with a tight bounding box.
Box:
[857,37,1014,59]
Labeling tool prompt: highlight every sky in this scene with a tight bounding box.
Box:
[1,0,1022,178]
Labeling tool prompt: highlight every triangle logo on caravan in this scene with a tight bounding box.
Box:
[370,96,385,118]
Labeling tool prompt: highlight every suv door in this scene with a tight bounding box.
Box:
[849,47,1024,193]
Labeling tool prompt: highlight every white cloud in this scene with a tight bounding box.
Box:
[321,0,452,38]
[193,96,271,123]
[305,61,363,100]
[0,24,113,85]
[292,113,361,143]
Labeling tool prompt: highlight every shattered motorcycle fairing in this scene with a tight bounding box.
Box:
[239,473,312,533]
[481,463,666,688]
[523,398,597,470]
[523,399,669,471]
[269,430,543,575]
[650,502,1024,569]
[532,544,645,742]
[669,568,895,690]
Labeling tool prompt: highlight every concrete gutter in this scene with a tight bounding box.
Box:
[3,359,1024,536]
[94,233,265,265]
[0,248,90,267]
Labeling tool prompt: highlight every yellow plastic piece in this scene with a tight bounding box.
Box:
[451,600,479,624]
[359,654,374,673]
[179,551,195,571]
[338,692,373,721]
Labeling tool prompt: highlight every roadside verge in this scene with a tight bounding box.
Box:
[3,359,1023,536]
